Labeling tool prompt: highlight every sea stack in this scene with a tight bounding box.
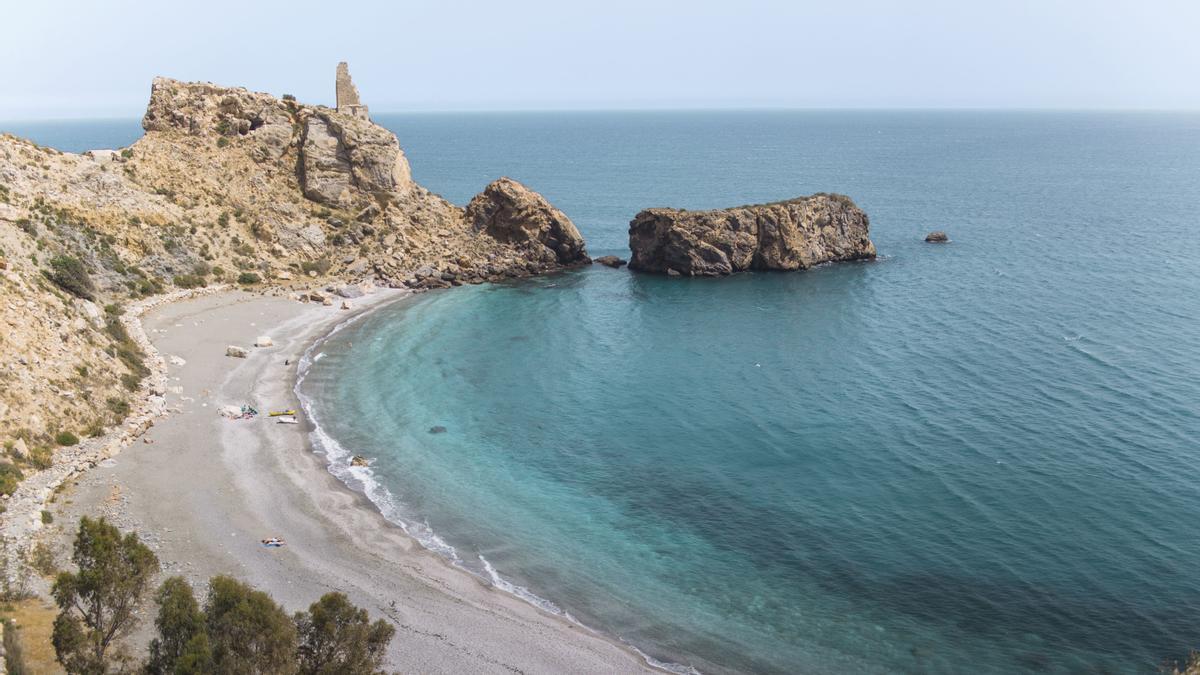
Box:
[925,231,950,243]
[627,194,876,276]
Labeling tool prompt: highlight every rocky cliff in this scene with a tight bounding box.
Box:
[627,194,876,276]
[0,72,589,482]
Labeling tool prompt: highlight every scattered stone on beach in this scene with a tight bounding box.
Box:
[169,355,187,366]
[277,271,293,281]
[254,336,274,347]
[308,291,326,302]
[340,300,352,310]
[925,231,950,243]
[351,455,369,467]
[322,298,333,306]
[336,284,364,299]
[225,345,248,358]
[429,426,447,434]
[595,255,627,268]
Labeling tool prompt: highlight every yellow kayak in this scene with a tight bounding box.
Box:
[268,409,297,417]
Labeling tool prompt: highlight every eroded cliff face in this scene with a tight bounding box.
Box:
[0,75,588,469]
[627,194,876,276]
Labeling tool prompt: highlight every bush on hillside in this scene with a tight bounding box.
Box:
[47,256,95,300]
[0,462,23,496]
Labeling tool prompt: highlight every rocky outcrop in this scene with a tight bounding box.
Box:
[466,178,590,266]
[925,231,949,243]
[627,194,876,276]
[594,255,627,268]
[299,110,411,205]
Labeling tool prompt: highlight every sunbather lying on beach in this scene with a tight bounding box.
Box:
[261,537,286,547]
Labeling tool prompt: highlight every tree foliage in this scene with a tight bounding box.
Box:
[295,592,396,675]
[51,517,159,673]
[146,577,211,675]
[49,519,395,674]
[206,575,299,674]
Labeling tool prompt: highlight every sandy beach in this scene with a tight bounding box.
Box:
[54,289,653,674]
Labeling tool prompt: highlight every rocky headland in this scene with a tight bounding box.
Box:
[0,66,589,561]
[627,193,876,276]
[0,68,589,442]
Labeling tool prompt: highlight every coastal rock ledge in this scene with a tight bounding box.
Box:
[627,194,876,276]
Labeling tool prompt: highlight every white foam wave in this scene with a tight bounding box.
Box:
[479,555,576,621]
[294,305,700,675]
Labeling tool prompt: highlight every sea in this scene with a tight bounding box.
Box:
[7,110,1200,674]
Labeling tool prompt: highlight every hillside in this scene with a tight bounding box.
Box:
[0,68,589,509]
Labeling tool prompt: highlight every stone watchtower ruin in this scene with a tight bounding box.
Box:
[335,62,369,120]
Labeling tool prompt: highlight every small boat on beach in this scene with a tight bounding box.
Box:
[269,409,297,417]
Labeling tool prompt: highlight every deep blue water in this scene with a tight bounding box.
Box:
[11,112,1200,673]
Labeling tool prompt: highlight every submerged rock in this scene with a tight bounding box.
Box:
[925,231,950,243]
[428,426,447,434]
[627,194,876,276]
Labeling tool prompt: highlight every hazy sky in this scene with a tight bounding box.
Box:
[1,0,1198,118]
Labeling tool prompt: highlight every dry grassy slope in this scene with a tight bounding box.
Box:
[0,76,589,486]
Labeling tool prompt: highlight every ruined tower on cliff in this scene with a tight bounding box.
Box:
[335,62,369,120]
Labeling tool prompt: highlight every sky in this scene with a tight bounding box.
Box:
[1,0,1198,118]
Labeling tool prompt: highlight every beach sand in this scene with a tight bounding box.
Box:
[55,289,653,674]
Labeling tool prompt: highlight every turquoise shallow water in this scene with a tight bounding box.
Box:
[10,111,1200,673]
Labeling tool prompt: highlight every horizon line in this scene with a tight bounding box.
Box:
[3,105,1199,125]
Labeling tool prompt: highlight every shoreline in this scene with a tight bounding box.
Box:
[48,286,660,674]
[291,290,699,675]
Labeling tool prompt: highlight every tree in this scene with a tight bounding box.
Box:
[205,575,298,674]
[51,517,159,673]
[294,593,395,675]
[146,577,211,674]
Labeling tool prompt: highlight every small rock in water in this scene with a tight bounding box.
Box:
[351,455,369,467]
[925,231,950,243]
[594,255,627,268]
[428,426,447,434]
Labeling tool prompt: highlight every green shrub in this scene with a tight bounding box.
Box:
[236,272,260,285]
[300,259,331,275]
[216,137,230,149]
[106,397,131,417]
[46,255,95,300]
[120,148,133,159]
[40,510,52,525]
[192,261,212,277]
[121,373,142,391]
[54,431,79,447]
[29,447,52,470]
[0,462,23,496]
[30,542,56,576]
[172,274,207,289]
[83,419,106,438]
